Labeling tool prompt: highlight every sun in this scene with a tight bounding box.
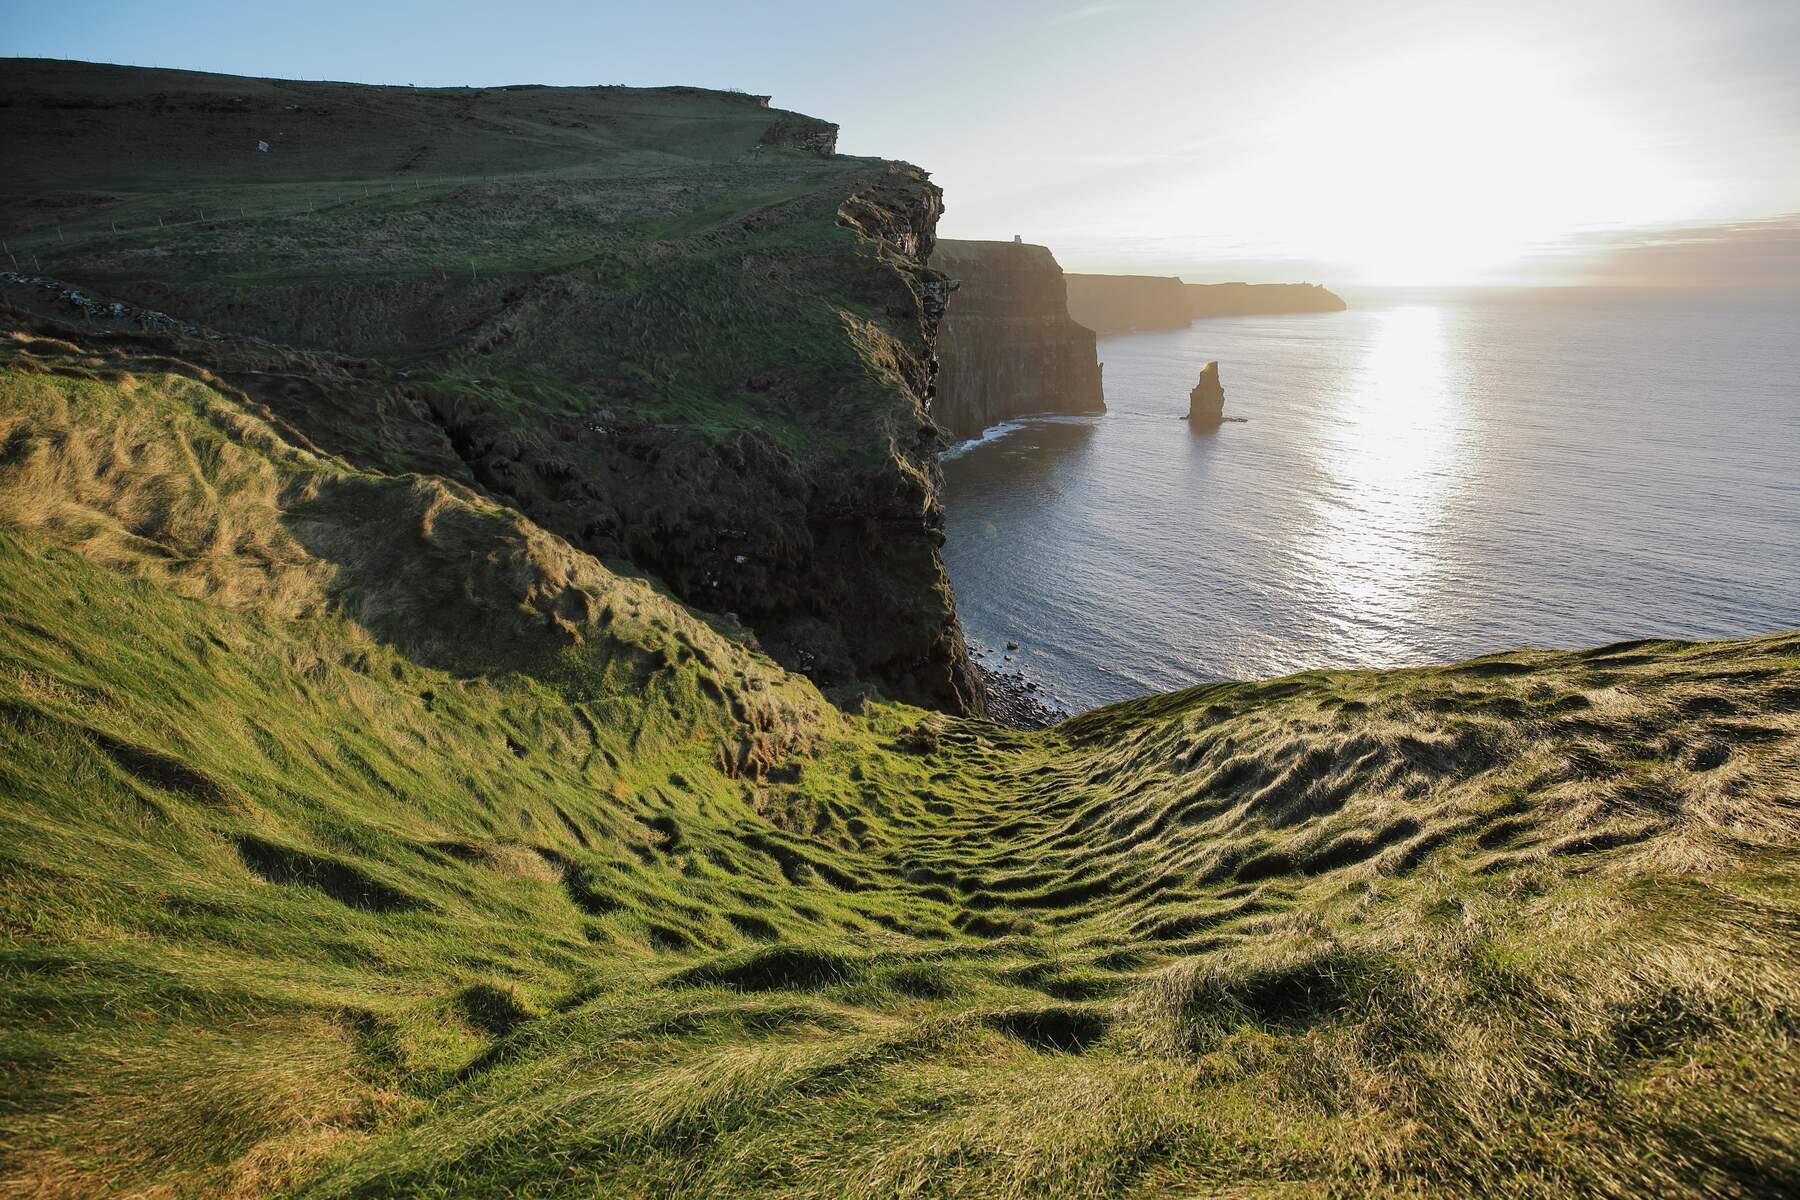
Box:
[1225,48,1694,285]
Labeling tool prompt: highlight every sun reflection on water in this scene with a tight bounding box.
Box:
[1300,304,1467,663]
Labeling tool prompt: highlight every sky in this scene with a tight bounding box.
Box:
[5,0,1798,286]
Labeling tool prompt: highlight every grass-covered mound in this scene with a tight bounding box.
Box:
[2,329,1797,1197]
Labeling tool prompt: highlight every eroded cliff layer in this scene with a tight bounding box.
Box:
[0,59,980,713]
[1065,273,1346,334]
[930,239,1104,438]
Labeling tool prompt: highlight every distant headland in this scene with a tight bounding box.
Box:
[1065,274,1346,335]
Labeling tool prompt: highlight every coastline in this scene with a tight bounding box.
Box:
[971,647,1068,728]
[942,417,1089,729]
[938,411,1099,462]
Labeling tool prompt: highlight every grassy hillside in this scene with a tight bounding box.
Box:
[0,59,979,712]
[0,61,891,451]
[2,325,1797,1197]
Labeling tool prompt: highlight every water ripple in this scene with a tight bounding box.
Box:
[941,289,1800,711]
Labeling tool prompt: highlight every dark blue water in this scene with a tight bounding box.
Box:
[941,288,1800,713]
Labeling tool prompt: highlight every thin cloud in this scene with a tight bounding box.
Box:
[1526,215,1800,287]
[1047,3,1128,28]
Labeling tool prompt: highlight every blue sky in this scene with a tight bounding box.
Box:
[5,0,1798,284]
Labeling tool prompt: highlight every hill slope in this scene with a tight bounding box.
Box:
[0,59,980,713]
[1,325,1796,1197]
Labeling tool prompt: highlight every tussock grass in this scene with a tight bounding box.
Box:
[1,327,1797,1196]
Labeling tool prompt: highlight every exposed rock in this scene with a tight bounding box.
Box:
[929,239,1104,439]
[975,660,1065,729]
[1187,361,1224,425]
[0,271,217,339]
[759,113,838,156]
[1065,275,1346,335]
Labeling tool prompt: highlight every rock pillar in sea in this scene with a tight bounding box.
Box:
[1186,361,1225,424]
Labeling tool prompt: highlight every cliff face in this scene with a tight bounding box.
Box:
[0,60,980,713]
[929,240,1104,439]
[760,112,839,154]
[1063,273,1191,334]
[1187,281,1346,319]
[1065,274,1346,334]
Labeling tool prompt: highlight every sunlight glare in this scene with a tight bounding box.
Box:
[1204,49,1697,284]
[1300,304,1465,661]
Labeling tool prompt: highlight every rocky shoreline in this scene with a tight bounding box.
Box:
[970,649,1067,729]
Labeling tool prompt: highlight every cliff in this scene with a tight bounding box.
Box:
[929,239,1104,438]
[1065,273,1346,334]
[1188,280,1347,318]
[0,59,980,713]
[1064,272,1190,333]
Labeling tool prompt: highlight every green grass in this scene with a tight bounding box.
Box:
[2,330,1797,1197]
[14,161,928,461]
[1,59,926,466]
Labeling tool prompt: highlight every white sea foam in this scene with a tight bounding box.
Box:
[939,421,1027,462]
[939,413,1101,462]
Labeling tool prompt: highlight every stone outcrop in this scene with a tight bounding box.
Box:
[759,113,838,155]
[929,239,1104,439]
[1065,275,1345,335]
[0,270,217,339]
[1186,361,1224,424]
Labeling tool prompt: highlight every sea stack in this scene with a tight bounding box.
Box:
[1186,361,1225,424]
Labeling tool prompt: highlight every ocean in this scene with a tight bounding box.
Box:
[939,287,1800,714]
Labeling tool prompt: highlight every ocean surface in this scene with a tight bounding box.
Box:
[939,288,1800,714]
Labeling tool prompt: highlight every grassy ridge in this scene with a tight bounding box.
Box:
[2,336,1797,1196]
